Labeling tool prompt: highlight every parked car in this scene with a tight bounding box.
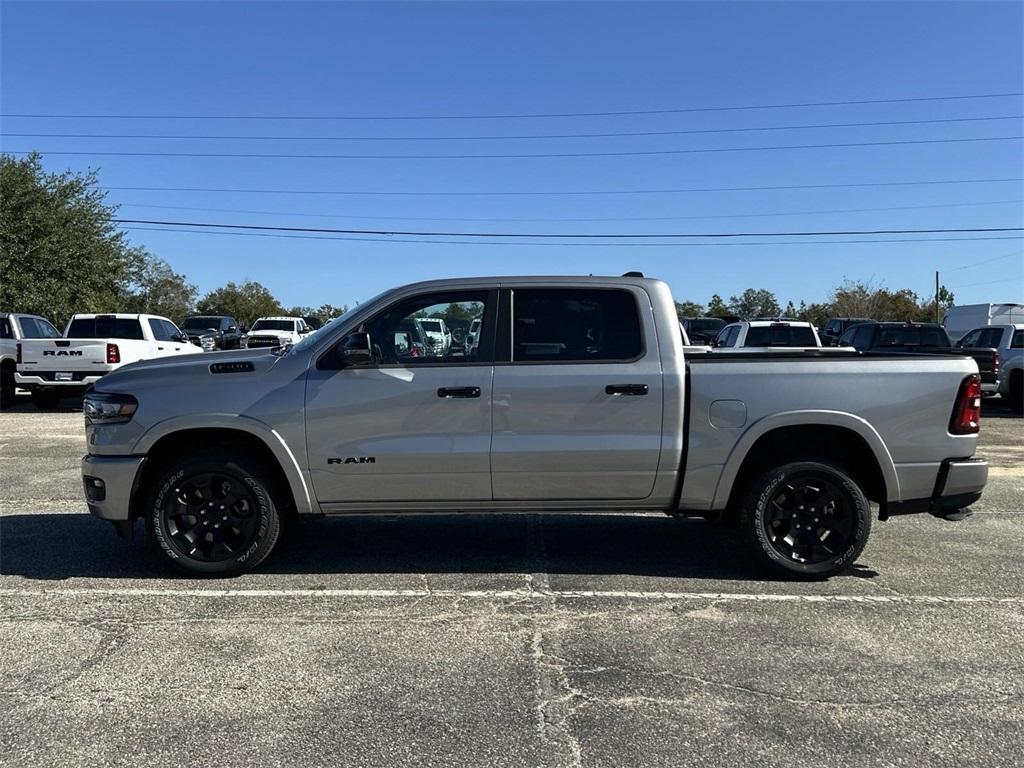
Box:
[1,312,62,408]
[956,324,1024,410]
[80,274,987,579]
[714,320,822,349]
[820,317,874,347]
[415,317,452,354]
[838,322,1000,394]
[679,316,727,345]
[16,313,196,408]
[180,315,244,351]
[943,303,1024,344]
[245,316,310,349]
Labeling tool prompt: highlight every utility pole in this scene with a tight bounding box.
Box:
[935,271,940,323]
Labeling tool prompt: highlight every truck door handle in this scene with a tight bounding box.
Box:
[605,384,648,396]
[437,386,481,398]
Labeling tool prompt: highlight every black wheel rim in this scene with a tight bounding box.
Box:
[162,473,260,562]
[763,474,854,565]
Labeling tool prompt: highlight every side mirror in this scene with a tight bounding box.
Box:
[337,332,372,367]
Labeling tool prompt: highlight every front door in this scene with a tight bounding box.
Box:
[491,286,664,500]
[305,289,496,504]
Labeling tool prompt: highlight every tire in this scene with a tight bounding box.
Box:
[31,390,62,409]
[144,449,282,577]
[739,461,871,580]
[0,362,15,409]
[1010,372,1024,415]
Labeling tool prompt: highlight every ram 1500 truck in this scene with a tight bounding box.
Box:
[17,313,196,408]
[80,275,989,578]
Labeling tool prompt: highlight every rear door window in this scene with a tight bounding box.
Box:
[1013,330,1024,349]
[19,317,61,338]
[511,289,642,362]
[1,318,12,339]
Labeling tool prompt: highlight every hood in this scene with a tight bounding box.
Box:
[95,348,278,392]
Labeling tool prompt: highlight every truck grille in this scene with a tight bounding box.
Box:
[246,336,281,348]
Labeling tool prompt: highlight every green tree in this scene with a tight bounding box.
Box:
[674,300,704,317]
[196,280,284,328]
[798,301,832,328]
[0,152,136,328]
[728,288,781,319]
[288,303,348,325]
[706,294,729,316]
[120,249,197,321]
[783,300,797,318]
[917,285,956,323]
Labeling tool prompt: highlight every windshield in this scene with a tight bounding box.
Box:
[688,318,726,333]
[251,320,295,332]
[181,317,220,331]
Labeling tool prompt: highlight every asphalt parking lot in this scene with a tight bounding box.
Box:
[1,398,1021,768]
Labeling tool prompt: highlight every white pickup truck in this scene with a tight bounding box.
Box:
[1,312,63,408]
[16,313,197,408]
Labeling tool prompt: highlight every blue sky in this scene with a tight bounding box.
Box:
[2,0,1022,311]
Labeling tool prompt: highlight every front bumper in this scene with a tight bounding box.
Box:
[81,454,145,521]
[886,457,988,517]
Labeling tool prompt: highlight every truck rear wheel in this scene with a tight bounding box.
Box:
[31,390,62,409]
[740,461,871,580]
[0,361,15,409]
[144,450,282,577]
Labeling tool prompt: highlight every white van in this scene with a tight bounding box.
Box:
[943,303,1024,344]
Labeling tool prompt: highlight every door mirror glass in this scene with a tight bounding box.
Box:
[338,332,372,366]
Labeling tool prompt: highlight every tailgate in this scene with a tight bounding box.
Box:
[962,347,998,385]
[18,339,111,372]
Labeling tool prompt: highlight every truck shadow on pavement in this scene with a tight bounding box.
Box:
[0,512,879,582]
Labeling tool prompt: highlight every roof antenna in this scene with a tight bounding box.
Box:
[621,271,644,277]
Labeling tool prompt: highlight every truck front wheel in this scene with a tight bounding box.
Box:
[740,461,871,580]
[144,450,282,576]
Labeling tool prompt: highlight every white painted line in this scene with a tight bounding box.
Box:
[0,587,1021,605]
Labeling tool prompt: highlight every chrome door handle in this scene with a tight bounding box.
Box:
[605,384,648,396]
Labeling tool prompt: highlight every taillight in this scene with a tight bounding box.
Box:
[993,350,1000,376]
[106,343,120,364]
[15,343,21,364]
[950,374,982,435]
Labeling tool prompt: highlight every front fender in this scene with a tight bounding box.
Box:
[710,410,901,509]
[133,413,315,515]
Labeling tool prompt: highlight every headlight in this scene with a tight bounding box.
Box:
[84,392,138,425]
[201,337,216,350]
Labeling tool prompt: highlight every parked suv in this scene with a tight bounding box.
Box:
[415,317,452,355]
[715,320,821,349]
[820,317,874,346]
[679,317,727,345]
[956,324,1024,410]
[180,315,244,351]
[1,312,62,407]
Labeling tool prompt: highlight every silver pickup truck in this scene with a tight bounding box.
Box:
[81,275,989,579]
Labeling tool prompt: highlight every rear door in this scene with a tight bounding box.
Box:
[490,285,664,500]
[305,289,496,504]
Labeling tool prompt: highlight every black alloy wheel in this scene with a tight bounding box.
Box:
[761,475,855,565]
[162,473,261,562]
[146,450,282,576]
[741,461,871,579]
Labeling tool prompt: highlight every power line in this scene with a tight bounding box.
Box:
[10,135,1022,160]
[3,91,1021,121]
[947,249,1024,272]
[4,115,1020,142]
[114,218,1024,239]
[103,177,1024,197]
[120,225,1023,248]
[111,198,1023,224]
[947,276,1020,289]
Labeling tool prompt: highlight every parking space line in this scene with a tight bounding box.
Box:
[1,587,1022,605]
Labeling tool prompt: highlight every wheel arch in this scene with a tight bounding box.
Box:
[713,411,899,512]
[130,418,314,519]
